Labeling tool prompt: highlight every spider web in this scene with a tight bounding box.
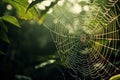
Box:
[42,0,120,80]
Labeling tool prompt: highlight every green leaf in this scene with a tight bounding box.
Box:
[4,0,39,20]
[1,15,21,28]
[0,29,9,43]
[110,74,120,80]
[26,0,59,23]
[26,0,43,13]
[0,19,8,32]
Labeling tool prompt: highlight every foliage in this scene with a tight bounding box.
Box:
[3,0,38,20]
[0,0,59,79]
[0,0,58,54]
[0,12,20,54]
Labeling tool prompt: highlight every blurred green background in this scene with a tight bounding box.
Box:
[0,1,67,80]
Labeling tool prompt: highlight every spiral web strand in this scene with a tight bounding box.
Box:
[42,0,120,80]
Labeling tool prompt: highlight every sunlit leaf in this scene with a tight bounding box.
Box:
[0,29,9,43]
[4,0,38,20]
[109,74,120,80]
[1,15,21,28]
[0,19,8,32]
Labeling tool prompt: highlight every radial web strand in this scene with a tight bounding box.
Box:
[42,0,120,80]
